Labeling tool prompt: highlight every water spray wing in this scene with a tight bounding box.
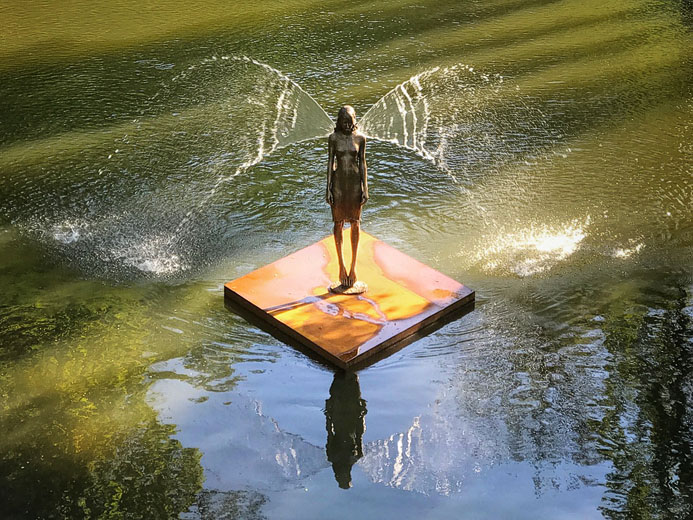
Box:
[4,55,335,279]
[359,67,442,161]
[359,64,526,178]
[223,56,333,151]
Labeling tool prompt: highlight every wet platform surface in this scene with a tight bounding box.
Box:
[224,233,475,368]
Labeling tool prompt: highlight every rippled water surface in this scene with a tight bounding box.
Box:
[1,0,692,518]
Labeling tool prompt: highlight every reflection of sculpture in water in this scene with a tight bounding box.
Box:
[324,370,367,489]
[326,106,369,294]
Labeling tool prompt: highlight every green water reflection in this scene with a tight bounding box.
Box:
[596,283,693,518]
[1,0,691,518]
[0,232,203,517]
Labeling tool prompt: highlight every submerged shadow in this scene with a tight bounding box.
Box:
[324,370,367,489]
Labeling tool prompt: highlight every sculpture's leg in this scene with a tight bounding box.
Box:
[347,220,359,287]
[334,222,348,286]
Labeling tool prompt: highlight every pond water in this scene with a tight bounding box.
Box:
[1,0,692,518]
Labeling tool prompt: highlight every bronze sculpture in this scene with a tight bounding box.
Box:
[326,106,368,293]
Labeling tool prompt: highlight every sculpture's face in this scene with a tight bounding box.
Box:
[338,106,357,133]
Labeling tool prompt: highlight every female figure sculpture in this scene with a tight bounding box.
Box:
[326,106,368,292]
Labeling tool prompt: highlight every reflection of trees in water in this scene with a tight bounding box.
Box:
[499,277,693,514]
[79,424,203,518]
[0,256,205,519]
[0,398,203,519]
[500,277,693,514]
[596,285,693,518]
[324,370,367,489]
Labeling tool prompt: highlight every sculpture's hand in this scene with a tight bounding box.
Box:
[361,192,369,205]
[326,189,334,205]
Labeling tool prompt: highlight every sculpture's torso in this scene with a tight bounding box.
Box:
[334,134,360,175]
[330,132,362,223]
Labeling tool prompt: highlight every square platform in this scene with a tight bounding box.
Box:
[224,232,474,368]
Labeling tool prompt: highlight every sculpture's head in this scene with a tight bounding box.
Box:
[336,105,357,134]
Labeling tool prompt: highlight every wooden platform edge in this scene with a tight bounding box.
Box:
[347,298,476,370]
[224,285,351,369]
[224,284,475,370]
[340,290,476,367]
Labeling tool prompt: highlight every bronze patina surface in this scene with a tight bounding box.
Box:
[326,105,368,290]
[224,233,475,368]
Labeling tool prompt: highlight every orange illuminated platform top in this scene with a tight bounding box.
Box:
[224,233,474,369]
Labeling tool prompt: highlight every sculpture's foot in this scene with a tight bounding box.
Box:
[329,281,368,295]
[338,265,348,286]
[346,269,356,287]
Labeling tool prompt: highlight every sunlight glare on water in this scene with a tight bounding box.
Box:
[474,218,589,277]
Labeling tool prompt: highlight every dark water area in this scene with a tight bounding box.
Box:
[1,0,692,518]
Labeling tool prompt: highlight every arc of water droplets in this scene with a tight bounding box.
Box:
[168,55,333,242]
[167,60,497,246]
[359,64,508,184]
[155,58,507,270]
[360,66,441,163]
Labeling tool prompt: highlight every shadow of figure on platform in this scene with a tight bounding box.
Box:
[324,370,367,489]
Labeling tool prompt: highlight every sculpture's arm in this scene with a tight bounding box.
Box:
[326,135,335,205]
[359,136,368,204]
